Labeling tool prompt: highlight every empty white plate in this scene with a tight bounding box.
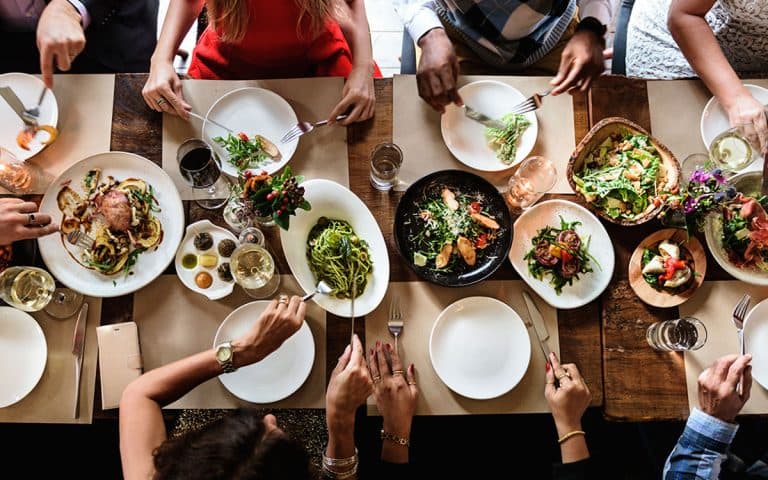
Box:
[0,72,58,160]
[429,297,530,400]
[213,301,314,403]
[203,87,298,178]
[441,80,538,171]
[743,298,768,390]
[0,307,47,408]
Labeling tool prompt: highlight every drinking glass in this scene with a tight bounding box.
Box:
[708,127,756,173]
[646,316,707,351]
[229,243,280,299]
[0,147,36,194]
[504,156,556,211]
[370,143,403,191]
[238,227,265,247]
[0,266,82,318]
[177,139,231,210]
[681,153,711,185]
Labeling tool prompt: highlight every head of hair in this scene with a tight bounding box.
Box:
[207,0,343,43]
[152,409,314,480]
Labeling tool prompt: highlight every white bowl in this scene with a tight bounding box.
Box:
[174,220,238,300]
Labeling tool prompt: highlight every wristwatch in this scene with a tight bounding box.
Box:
[215,342,237,373]
[576,17,607,43]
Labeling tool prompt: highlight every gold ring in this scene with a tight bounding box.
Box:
[556,371,571,380]
[392,369,404,376]
[372,375,381,383]
[156,98,166,105]
[278,295,289,305]
[407,381,416,385]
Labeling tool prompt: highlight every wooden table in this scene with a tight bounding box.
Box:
[16,73,708,422]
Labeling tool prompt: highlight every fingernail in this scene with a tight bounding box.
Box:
[370,348,373,355]
[376,341,381,348]
[545,362,550,372]
[386,343,392,351]
[409,363,414,372]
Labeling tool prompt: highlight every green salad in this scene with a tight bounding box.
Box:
[485,113,530,164]
[213,132,278,172]
[572,132,665,221]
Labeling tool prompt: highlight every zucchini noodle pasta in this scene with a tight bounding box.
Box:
[306,217,372,299]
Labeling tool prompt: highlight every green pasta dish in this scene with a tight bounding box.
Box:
[307,217,372,299]
[485,113,530,164]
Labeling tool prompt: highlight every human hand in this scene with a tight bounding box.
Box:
[416,28,462,113]
[326,334,373,428]
[723,90,768,154]
[0,198,59,245]
[368,341,418,438]
[698,354,752,423]
[545,352,591,436]
[550,30,606,95]
[37,0,86,88]
[142,60,191,118]
[231,295,305,367]
[328,63,375,125]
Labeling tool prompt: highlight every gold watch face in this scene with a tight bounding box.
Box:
[216,345,232,362]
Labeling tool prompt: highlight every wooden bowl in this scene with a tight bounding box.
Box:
[567,117,681,226]
[628,229,706,308]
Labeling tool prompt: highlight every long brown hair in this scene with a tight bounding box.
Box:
[207,0,342,43]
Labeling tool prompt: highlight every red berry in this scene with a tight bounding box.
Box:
[238,132,249,141]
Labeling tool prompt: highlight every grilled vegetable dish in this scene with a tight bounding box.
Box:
[641,240,694,293]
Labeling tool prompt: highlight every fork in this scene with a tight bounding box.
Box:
[280,114,347,144]
[66,230,95,250]
[731,293,751,395]
[388,294,404,353]
[507,89,552,115]
[25,85,47,119]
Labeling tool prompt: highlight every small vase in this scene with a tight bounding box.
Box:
[222,197,251,234]
[252,212,276,228]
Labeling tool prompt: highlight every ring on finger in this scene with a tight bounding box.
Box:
[407,381,416,385]
[156,97,167,106]
[26,213,36,226]
[278,294,289,305]
[556,371,572,381]
[392,369,404,376]
[372,375,381,383]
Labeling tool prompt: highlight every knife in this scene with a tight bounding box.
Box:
[463,105,506,130]
[72,302,89,419]
[0,86,36,126]
[521,291,553,368]
[350,279,357,344]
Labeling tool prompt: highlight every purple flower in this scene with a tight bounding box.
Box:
[712,170,726,185]
[683,196,698,214]
[689,168,711,184]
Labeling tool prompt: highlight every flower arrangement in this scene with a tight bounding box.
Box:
[660,167,737,231]
[233,166,310,230]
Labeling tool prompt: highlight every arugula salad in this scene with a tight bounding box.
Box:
[572,132,665,221]
[485,113,530,164]
[720,195,768,269]
[213,132,279,172]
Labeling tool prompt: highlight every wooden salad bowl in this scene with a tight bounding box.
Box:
[567,117,681,226]
[628,228,707,308]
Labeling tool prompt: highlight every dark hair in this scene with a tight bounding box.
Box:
[153,409,315,480]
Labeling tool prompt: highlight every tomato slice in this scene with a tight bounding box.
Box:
[469,201,481,214]
[475,233,488,249]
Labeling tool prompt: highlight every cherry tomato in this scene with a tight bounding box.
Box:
[238,132,249,142]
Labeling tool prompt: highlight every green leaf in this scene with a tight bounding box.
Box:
[299,200,311,211]
[275,213,289,230]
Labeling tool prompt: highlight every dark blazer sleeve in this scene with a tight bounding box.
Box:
[552,459,592,480]
[78,0,121,26]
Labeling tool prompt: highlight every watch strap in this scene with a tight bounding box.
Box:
[216,342,237,374]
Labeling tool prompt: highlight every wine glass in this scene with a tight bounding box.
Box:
[504,156,556,211]
[0,266,83,318]
[177,139,231,210]
[229,243,280,299]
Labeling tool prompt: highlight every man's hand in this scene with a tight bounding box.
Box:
[37,0,86,88]
[416,28,462,113]
[550,29,605,95]
[698,354,752,423]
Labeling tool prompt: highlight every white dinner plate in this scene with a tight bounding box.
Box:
[279,179,389,317]
[701,84,768,175]
[441,80,538,171]
[0,72,58,160]
[203,87,298,178]
[429,297,530,399]
[175,220,238,300]
[743,298,768,390]
[0,307,47,408]
[38,152,184,297]
[509,200,615,310]
[213,301,315,403]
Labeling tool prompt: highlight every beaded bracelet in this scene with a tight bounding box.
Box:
[381,429,410,447]
[557,430,586,444]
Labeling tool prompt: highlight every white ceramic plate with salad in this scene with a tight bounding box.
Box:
[203,87,298,178]
[175,220,239,300]
[509,199,614,310]
[441,80,538,172]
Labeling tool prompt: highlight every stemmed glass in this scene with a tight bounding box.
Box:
[229,243,280,299]
[177,139,231,210]
[0,266,83,318]
[504,156,557,211]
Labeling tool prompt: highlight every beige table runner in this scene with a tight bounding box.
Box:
[679,281,768,414]
[3,74,115,194]
[393,75,576,193]
[133,275,326,409]
[365,281,559,415]
[0,295,101,424]
[162,78,349,200]
[647,79,768,162]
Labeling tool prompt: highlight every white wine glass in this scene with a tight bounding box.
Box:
[229,243,280,299]
[0,266,82,318]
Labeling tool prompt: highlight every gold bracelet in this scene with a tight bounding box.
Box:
[381,429,410,447]
[558,430,586,444]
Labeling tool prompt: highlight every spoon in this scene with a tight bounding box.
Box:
[302,280,333,302]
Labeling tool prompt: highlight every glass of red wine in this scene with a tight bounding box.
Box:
[177,139,231,209]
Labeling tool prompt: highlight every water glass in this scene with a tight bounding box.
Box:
[504,156,556,210]
[646,316,707,351]
[177,139,231,210]
[370,143,403,191]
[0,147,36,194]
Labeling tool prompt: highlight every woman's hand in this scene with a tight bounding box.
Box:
[142,60,191,118]
[368,341,417,439]
[327,334,373,425]
[545,352,591,436]
[550,30,606,95]
[231,295,305,368]
[723,89,768,155]
[328,63,375,126]
[0,198,59,245]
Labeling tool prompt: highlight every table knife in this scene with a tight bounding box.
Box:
[522,291,553,368]
[463,105,506,130]
[350,280,356,343]
[761,151,768,196]
[0,87,36,126]
[71,302,89,419]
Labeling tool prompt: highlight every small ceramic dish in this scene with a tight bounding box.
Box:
[175,220,239,300]
[628,228,706,308]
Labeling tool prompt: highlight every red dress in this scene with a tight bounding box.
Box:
[189,1,381,79]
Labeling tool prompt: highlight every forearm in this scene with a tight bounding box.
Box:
[578,0,613,26]
[381,418,411,464]
[152,0,203,64]
[338,0,374,70]
[663,408,737,479]
[556,422,590,464]
[326,411,357,459]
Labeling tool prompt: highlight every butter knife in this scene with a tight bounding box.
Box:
[350,279,357,343]
[464,105,506,130]
[0,86,37,126]
[72,302,89,418]
[522,291,553,368]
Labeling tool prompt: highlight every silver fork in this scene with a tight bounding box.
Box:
[388,295,404,353]
[66,230,95,250]
[25,86,47,119]
[732,293,750,395]
[280,114,347,144]
[507,89,552,115]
